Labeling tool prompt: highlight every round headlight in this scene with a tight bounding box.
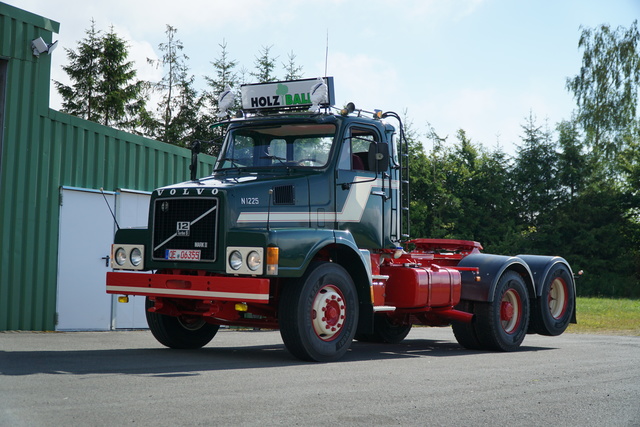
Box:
[130,248,142,266]
[229,250,243,270]
[115,247,127,266]
[247,251,262,271]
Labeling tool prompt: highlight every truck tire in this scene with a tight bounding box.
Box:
[531,264,575,336]
[355,314,412,344]
[145,297,219,349]
[475,271,530,351]
[451,300,483,350]
[279,262,358,362]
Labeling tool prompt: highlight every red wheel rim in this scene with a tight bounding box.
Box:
[311,284,346,341]
[548,277,568,319]
[500,289,522,334]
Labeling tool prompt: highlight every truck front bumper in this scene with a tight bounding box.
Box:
[106,272,270,303]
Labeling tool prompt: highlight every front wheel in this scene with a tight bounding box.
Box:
[145,297,219,349]
[356,314,412,344]
[279,262,358,362]
[452,300,483,350]
[475,271,530,351]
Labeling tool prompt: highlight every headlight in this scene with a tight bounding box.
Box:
[247,250,262,271]
[111,244,145,270]
[229,250,243,270]
[130,248,142,266]
[115,247,127,266]
[226,247,264,275]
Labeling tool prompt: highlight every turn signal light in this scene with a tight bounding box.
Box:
[118,296,129,303]
[266,246,279,275]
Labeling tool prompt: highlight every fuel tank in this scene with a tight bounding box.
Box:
[381,264,462,308]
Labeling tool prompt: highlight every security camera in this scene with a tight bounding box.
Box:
[47,40,58,54]
[31,37,58,57]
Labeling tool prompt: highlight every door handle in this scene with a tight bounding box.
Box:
[101,255,110,267]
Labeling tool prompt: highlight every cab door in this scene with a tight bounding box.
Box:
[335,126,390,249]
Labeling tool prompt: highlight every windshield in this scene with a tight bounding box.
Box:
[214,123,336,170]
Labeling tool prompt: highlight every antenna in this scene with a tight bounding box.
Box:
[324,29,329,77]
[266,188,273,232]
[100,188,120,230]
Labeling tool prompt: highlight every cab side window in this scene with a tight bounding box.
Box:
[338,127,379,171]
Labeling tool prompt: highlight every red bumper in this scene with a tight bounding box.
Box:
[106,272,270,303]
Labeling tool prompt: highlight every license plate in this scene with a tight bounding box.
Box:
[165,249,201,261]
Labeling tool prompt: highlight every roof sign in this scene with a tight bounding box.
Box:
[241,77,335,112]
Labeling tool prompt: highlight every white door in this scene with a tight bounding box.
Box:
[56,187,116,330]
[113,189,151,329]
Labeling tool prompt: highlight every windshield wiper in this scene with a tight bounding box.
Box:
[213,157,242,171]
[212,157,244,173]
[260,154,287,165]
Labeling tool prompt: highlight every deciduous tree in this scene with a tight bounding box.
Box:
[566,20,640,160]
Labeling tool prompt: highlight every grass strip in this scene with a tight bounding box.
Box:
[567,297,640,336]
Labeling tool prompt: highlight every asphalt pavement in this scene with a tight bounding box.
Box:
[1,328,639,426]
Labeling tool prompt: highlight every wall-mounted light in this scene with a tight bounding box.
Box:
[31,37,58,57]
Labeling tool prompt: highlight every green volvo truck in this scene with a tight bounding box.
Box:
[107,78,576,362]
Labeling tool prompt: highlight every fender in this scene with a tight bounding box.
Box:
[458,253,534,302]
[333,230,376,334]
[333,230,371,278]
[267,228,338,276]
[516,255,576,298]
[517,254,577,323]
[276,229,375,335]
[274,228,372,287]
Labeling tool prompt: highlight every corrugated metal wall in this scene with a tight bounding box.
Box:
[0,3,216,331]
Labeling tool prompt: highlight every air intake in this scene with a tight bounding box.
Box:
[273,185,295,205]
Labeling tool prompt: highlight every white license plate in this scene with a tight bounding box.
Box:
[165,249,201,261]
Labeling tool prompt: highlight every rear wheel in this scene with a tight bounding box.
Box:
[531,264,575,336]
[475,271,530,351]
[279,262,358,362]
[145,297,219,349]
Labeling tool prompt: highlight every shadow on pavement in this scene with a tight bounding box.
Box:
[0,333,554,377]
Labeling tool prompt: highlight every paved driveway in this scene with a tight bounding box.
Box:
[1,328,638,426]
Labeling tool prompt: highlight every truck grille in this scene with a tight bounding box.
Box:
[152,197,218,261]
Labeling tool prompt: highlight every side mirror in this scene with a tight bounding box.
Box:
[368,142,389,173]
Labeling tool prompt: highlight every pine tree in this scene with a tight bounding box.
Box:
[54,19,103,122]
[146,25,203,146]
[55,21,147,131]
[511,113,559,227]
[204,40,239,117]
[556,118,588,201]
[97,26,146,130]
[251,45,278,83]
[283,50,304,80]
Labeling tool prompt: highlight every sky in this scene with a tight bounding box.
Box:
[11,0,640,155]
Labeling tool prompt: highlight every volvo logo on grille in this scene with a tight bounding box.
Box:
[176,222,190,236]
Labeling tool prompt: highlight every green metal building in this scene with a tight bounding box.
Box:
[0,3,215,331]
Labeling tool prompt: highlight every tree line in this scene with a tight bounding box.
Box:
[56,21,640,298]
